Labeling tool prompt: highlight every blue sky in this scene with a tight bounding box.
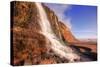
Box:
[44,3,97,39]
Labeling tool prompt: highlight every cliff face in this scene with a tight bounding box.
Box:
[11,1,78,65]
[43,4,77,43]
[59,21,78,43]
[43,5,62,39]
[11,2,48,65]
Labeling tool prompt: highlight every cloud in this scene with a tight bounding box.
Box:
[44,3,72,29]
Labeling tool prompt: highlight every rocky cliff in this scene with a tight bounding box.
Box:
[11,1,79,66]
[59,21,78,43]
[43,4,77,43]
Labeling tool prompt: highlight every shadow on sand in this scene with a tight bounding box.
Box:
[70,45,97,61]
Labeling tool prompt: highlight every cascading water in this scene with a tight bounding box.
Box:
[35,3,81,62]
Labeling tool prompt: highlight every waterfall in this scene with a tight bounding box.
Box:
[35,3,80,62]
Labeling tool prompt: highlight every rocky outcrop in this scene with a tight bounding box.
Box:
[43,5,62,39]
[43,4,77,43]
[59,21,78,43]
[11,1,48,65]
[11,1,78,66]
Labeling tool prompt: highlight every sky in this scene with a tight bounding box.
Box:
[44,3,97,39]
